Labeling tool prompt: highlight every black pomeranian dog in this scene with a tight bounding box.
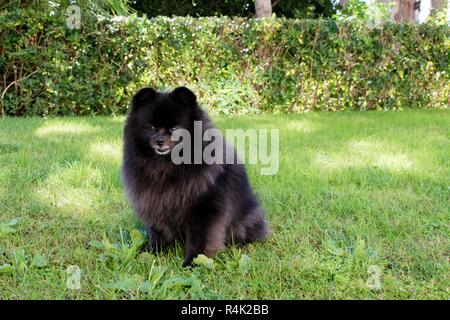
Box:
[121,86,269,267]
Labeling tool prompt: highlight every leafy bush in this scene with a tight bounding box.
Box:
[1,7,449,116]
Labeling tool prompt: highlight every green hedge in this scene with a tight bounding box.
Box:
[1,8,449,116]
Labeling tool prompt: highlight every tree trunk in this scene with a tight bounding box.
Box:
[393,0,416,22]
[431,0,445,15]
[255,0,272,17]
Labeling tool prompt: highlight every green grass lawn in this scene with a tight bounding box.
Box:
[0,110,449,299]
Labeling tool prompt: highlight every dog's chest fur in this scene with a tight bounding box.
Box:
[123,159,223,229]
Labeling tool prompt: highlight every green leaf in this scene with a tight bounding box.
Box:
[239,254,251,273]
[103,274,143,292]
[0,219,19,237]
[31,254,48,268]
[129,229,146,250]
[139,281,152,293]
[326,240,346,256]
[97,254,110,262]
[12,249,27,271]
[88,240,104,249]
[0,264,15,275]
[149,265,166,285]
[193,254,215,269]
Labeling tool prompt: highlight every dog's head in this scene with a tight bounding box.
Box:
[126,86,201,157]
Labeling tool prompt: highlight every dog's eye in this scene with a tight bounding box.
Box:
[147,125,155,131]
[169,127,177,133]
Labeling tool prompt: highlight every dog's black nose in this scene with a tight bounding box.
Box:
[156,137,164,147]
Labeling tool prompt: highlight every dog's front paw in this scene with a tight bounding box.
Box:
[182,255,195,268]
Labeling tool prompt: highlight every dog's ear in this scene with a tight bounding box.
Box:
[131,87,158,112]
[170,86,197,106]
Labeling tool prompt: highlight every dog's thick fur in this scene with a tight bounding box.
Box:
[121,87,269,267]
